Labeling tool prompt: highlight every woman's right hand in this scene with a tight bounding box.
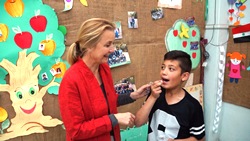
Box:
[114,112,135,127]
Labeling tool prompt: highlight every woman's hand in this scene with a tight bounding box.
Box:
[130,83,151,100]
[114,112,135,127]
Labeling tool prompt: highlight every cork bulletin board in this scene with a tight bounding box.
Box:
[223,27,250,109]
[0,0,206,140]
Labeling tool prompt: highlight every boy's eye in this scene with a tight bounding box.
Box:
[169,68,174,71]
[161,65,166,70]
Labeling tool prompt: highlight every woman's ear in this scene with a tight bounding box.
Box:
[181,72,190,82]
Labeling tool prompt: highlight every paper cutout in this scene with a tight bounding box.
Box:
[226,52,246,83]
[4,0,24,17]
[58,25,67,35]
[114,21,122,39]
[158,0,182,9]
[50,58,67,78]
[128,11,138,29]
[179,23,189,39]
[151,8,164,21]
[30,10,47,32]
[0,119,10,135]
[212,46,226,134]
[184,73,194,87]
[0,50,62,141]
[0,107,8,123]
[165,19,201,69]
[80,0,88,6]
[39,34,56,56]
[108,43,131,68]
[114,76,136,95]
[0,1,67,139]
[186,17,195,27]
[12,26,33,49]
[228,0,247,26]
[0,23,8,42]
[184,84,204,108]
[63,0,73,11]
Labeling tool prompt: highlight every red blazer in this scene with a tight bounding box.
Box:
[59,58,120,141]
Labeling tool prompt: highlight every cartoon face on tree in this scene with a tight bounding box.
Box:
[0,0,67,140]
[0,50,62,140]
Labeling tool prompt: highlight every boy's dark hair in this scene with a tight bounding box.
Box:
[164,50,192,73]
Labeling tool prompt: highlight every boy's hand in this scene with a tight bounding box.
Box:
[150,80,162,99]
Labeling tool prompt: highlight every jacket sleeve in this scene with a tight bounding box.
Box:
[59,72,113,140]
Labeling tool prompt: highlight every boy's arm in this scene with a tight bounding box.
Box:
[135,80,162,127]
[134,95,158,127]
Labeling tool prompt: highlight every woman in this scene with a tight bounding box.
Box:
[59,18,150,141]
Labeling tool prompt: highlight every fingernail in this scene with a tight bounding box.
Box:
[149,82,153,85]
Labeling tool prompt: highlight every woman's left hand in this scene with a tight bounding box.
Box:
[130,83,151,100]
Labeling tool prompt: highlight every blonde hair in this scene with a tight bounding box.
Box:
[67,18,116,65]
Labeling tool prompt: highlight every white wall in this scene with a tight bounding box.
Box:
[204,0,250,141]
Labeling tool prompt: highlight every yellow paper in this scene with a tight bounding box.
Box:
[80,0,88,6]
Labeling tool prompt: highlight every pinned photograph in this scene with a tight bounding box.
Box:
[41,72,48,81]
[114,76,136,95]
[151,8,164,20]
[38,43,45,51]
[128,11,138,28]
[108,43,131,68]
[158,0,182,9]
[114,21,122,39]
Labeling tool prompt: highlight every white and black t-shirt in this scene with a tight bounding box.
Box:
[148,88,205,141]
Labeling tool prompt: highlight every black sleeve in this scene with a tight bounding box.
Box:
[117,93,135,106]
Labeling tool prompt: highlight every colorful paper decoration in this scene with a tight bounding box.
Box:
[212,46,226,133]
[80,0,88,6]
[0,107,8,123]
[30,10,47,32]
[226,52,246,83]
[165,19,201,69]
[179,23,189,39]
[4,0,24,17]
[0,0,68,139]
[0,50,62,141]
[63,0,73,11]
[0,23,8,42]
[228,0,247,26]
[58,25,67,35]
[232,23,250,43]
[12,26,33,49]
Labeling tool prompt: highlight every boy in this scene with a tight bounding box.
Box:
[135,50,205,141]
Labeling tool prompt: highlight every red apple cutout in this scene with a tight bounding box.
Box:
[182,41,187,48]
[30,10,47,32]
[173,30,178,37]
[192,52,197,59]
[12,26,32,49]
[192,30,196,37]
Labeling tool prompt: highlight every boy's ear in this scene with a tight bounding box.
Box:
[181,72,190,81]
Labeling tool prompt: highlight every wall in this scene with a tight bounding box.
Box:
[204,0,250,140]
